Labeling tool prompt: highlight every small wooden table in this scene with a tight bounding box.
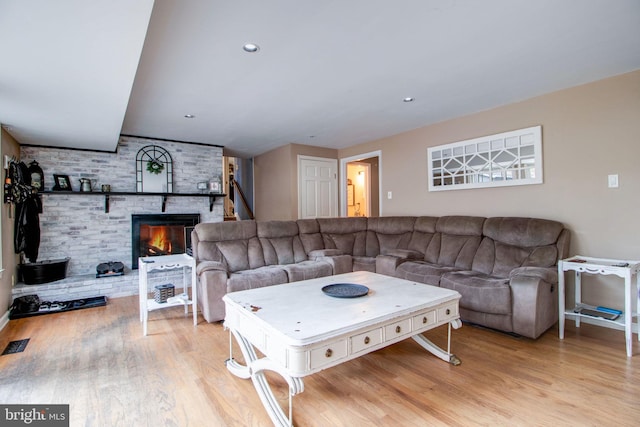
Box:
[558,255,640,357]
[138,253,197,336]
[223,271,462,426]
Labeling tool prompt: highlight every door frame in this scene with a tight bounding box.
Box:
[339,150,382,217]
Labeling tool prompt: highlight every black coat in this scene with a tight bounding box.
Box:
[10,161,41,262]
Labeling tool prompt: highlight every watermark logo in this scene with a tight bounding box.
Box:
[1,405,69,426]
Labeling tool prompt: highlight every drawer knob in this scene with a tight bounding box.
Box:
[325,349,333,358]
[422,316,428,324]
[395,325,401,333]
[446,308,451,315]
[364,336,370,344]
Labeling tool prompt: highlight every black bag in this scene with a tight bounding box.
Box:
[11,294,40,314]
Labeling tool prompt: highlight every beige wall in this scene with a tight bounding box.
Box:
[338,70,640,309]
[254,143,338,220]
[1,129,20,315]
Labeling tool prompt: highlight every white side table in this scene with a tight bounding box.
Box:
[138,253,197,336]
[558,255,640,357]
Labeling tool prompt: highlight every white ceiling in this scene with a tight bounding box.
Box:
[1,1,639,158]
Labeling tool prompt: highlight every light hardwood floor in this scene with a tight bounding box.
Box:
[0,296,638,426]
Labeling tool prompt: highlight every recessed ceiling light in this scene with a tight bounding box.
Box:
[403,97,415,102]
[184,114,195,118]
[243,43,260,53]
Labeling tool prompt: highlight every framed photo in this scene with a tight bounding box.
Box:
[53,174,72,191]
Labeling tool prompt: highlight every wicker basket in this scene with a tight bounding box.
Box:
[154,284,175,303]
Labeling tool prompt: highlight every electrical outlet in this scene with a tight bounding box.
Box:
[387,191,392,199]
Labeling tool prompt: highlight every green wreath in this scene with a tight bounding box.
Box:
[146,159,165,174]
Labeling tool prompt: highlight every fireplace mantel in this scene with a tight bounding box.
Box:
[40,191,226,213]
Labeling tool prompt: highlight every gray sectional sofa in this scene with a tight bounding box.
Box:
[191,216,570,338]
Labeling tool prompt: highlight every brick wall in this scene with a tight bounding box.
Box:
[20,136,224,277]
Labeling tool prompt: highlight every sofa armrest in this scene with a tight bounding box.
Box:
[196,263,229,323]
[509,273,558,339]
[307,249,351,274]
[314,254,353,275]
[196,260,228,276]
[383,249,424,260]
[308,249,344,258]
[509,266,557,285]
[375,254,412,277]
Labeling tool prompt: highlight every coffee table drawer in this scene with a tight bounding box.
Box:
[310,339,348,369]
[438,303,458,322]
[412,310,437,330]
[384,318,412,340]
[350,328,383,354]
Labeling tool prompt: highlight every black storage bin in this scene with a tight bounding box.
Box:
[20,258,70,285]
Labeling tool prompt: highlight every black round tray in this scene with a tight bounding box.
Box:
[321,283,369,298]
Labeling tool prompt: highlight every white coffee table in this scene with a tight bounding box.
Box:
[223,271,462,426]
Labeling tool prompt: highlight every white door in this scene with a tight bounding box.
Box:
[298,156,338,218]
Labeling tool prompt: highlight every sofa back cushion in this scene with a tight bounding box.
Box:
[365,217,416,257]
[258,220,307,265]
[408,216,438,255]
[428,216,484,268]
[317,217,367,256]
[472,217,565,277]
[193,220,266,272]
[296,219,324,254]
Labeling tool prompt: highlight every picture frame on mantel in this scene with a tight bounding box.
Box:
[52,174,72,191]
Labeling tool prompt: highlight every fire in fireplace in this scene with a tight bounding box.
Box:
[131,214,200,268]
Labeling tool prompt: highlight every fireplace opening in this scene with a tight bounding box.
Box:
[131,214,200,268]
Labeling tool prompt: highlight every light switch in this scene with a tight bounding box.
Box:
[387,191,392,199]
[608,174,619,188]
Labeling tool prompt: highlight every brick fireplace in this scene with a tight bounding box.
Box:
[13,136,224,301]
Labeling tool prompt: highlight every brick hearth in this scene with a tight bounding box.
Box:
[11,267,190,303]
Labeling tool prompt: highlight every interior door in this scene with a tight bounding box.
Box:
[298,156,338,219]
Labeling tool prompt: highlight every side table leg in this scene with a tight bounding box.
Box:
[637,272,640,343]
[226,329,304,427]
[574,271,582,328]
[412,319,462,365]
[624,271,632,357]
[558,263,565,339]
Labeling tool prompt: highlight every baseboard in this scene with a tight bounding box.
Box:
[0,309,9,332]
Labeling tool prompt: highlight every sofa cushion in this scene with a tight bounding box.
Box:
[440,271,511,315]
[217,238,266,272]
[282,260,333,282]
[365,217,416,257]
[384,249,423,259]
[395,261,461,286]
[193,220,266,272]
[226,266,288,293]
[407,216,438,256]
[317,217,368,256]
[424,216,484,268]
[483,217,565,248]
[297,219,324,254]
[436,216,485,236]
[353,256,376,272]
[472,217,562,277]
[258,220,307,265]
